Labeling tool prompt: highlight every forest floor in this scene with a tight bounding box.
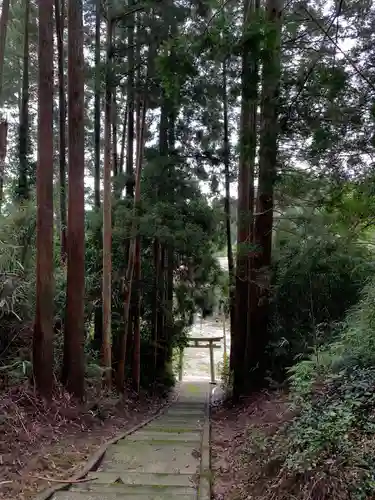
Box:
[211,390,292,500]
[0,382,166,500]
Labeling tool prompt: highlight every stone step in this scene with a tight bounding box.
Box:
[164,407,206,414]
[126,430,201,443]
[53,490,196,500]
[74,471,195,487]
[114,438,200,448]
[72,484,195,495]
[145,423,203,433]
[157,416,205,424]
[154,413,205,420]
[49,382,211,500]
[99,441,200,475]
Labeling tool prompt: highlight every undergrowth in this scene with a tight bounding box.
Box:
[242,277,375,499]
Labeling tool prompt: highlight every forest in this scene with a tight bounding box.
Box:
[1,0,375,497]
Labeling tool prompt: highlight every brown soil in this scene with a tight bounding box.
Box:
[0,383,166,500]
[211,390,292,500]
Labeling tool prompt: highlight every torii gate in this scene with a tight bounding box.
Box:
[178,336,223,384]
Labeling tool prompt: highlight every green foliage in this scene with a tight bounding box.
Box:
[217,351,231,391]
[266,209,375,381]
[255,276,375,499]
[0,204,37,336]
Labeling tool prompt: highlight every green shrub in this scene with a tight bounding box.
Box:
[263,277,375,498]
[217,351,232,392]
[267,231,375,381]
[290,275,375,393]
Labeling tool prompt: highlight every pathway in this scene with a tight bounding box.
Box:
[49,381,211,500]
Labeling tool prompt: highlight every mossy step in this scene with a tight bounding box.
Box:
[126,431,201,443]
[164,409,206,416]
[53,491,196,500]
[147,417,204,426]
[166,403,206,408]
[71,484,195,495]
[154,414,205,421]
[115,437,200,448]
[145,423,203,432]
[99,439,201,475]
[74,471,195,487]
[162,414,205,421]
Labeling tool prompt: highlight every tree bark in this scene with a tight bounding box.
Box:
[55,0,67,263]
[102,17,113,390]
[18,0,30,201]
[94,0,100,210]
[119,101,127,174]
[152,237,161,378]
[222,56,235,371]
[132,99,146,393]
[232,0,259,399]
[165,245,174,363]
[244,0,260,387]
[251,0,282,384]
[165,102,176,366]
[117,102,146,392]
[154,96,168,374]
[0,0,10,212]
[132,231,141,392]
[0,0,10,102]
[92,0,102,352]
[131,22,143,392]
[112,89,118,178]
[33,0,54,400]
[0,120,7,213]
[117,0,135,389]
[125,0,134,200]
[63,0,85,399]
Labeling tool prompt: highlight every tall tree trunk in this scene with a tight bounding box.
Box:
[117,102,146,393]
[63,0,85,399]
[112,89,118,177]
[165,245,174,363]
[0,0,10,101]
[232,0,259,399]
[165,104,176,366]
[125,0,134,200]
[0,0,10,212]
[152,237,161,378]
[132,99,146,393]
[119,100,127,174]
[154,97,168,374]
[251,0,282,384]
[33,0,54,400]
[222,56,235,370]
[118,1,135,387]
[55,0,67,263]
[132,231,141,392]
[94,0,100,210]
[244,0,260,387]
[92,0,102,352]
[131,20,142,392]
[18,0,30,201]
[102,17,113,390]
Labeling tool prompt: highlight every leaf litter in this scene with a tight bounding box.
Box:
[0,381,164,500]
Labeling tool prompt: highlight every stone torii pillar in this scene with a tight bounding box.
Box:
[178,336,223,384]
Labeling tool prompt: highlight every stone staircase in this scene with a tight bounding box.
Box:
[49,382,211,500]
